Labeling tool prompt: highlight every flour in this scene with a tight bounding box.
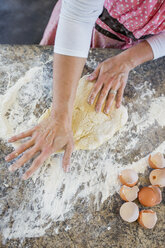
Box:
[129,96,165,134]
[148,97,165,127]
[0,65,165,241]
[85,53,99,70]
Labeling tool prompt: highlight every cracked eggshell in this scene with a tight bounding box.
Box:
[138,186,161,207]
[120,185,139,202]
[148,185,162,205]
[149,169,165,187]
[148,152,165,169]
[119,202,139,223]
[138,210,157,229]
[119,169,138,187]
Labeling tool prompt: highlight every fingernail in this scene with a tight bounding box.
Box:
[88,74,93,79]
[87,98,90,104]
[65,166,70,173]
[5,155,10,161]
[96,106,101,112]
[8,166,16,172]
[104,109,109,114]
[22,174,28,180]
[8,166,12,172]
[88,98,93,105]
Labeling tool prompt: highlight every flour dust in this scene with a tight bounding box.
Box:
[0,65,165,241]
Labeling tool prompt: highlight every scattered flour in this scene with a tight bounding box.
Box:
[148,97,165,127]
[0,65,165,241]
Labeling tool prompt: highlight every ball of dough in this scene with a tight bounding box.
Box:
[38,76,128,151]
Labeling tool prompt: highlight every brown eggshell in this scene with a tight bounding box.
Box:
[138,210,157,229]
[138,187,159,207]
[119,169,138,187]
[120,185,139,202]
[148,154,158,169]
[148,185,162,205]
[119,202,139,223]
[149,169,165,187]
[148,153,165,169]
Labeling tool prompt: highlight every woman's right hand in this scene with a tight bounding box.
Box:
[5,112,74,180]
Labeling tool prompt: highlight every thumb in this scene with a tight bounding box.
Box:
[87,64,101,81]
[62,140,74,173]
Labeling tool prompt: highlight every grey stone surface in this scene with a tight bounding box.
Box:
[0,45,165,248]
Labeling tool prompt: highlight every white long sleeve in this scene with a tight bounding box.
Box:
[54,0,104,57]
[147,32,165,60]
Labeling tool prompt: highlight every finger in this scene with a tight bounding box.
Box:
[8,144,39,172]
[22,151,49,180]
[87,77,103,105]
[95,83,112,112]
[5,138,35,161]
[62,140,74,173]
[87,64,101,81]
[104,81,120,114]
[8,126,37,142]
[116,85,125,108]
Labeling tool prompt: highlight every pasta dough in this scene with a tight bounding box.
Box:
[38,76,128,150]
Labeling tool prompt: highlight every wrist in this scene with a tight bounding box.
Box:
[117,50,136,70]
[118,41,154,70]
[50,107,72,127]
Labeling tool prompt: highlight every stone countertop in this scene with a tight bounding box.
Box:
[0,45,165,248]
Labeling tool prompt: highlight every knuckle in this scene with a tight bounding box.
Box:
[22,153,29,160]
[118,95,122,101]
[93,84,99,92]
[108,94,114,101]
[20,144,27,150]
[33,143,40,152]
[43,147,51,155]
[33,160,41,169]
[35,159,41,166]
[118,91,122,97]
[21,131,26,136]
[100,92,105,98]
[101,89,108,96]
[104,84,110,91]
[37,138,44,146]
[96,80,102,88]
[25,171,30,178]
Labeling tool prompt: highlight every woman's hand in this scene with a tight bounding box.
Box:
[5,113,74,180]
[87,41,154,114]
[87,53,133,114]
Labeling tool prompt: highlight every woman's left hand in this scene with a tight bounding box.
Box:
[87,53,133,114]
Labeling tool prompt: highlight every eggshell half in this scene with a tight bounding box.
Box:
[119,202,139,223]
[138,187,160,207]
[138,210,157,229]
[120,185,139,202]
[119,169,138,186]
[148,152,165,169]
[149,169,165,187]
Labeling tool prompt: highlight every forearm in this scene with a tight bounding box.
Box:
[118,40,154,69]
[51,53,86,126]
[50,1,105,125]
